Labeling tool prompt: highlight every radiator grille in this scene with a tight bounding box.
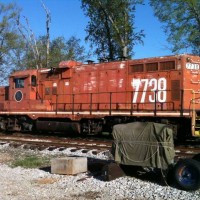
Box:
[171,80,180,100]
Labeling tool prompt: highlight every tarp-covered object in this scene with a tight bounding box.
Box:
[111,122,175,169]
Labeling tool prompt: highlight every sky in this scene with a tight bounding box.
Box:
[2,0,179,61]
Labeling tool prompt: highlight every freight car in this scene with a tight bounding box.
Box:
[0,54,200,139]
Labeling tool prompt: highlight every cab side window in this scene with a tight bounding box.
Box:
[31,75,37,87]
[15,78,24,88]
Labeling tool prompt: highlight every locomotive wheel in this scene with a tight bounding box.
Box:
[172,159,200,191]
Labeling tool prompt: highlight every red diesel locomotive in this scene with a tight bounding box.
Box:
[0,54,200,139]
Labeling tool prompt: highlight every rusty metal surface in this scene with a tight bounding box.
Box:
[0,54,200,136]
[0,54,199,116]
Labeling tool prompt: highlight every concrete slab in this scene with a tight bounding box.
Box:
[51,157,87,175]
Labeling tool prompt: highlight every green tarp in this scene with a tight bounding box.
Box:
[111,122,175,169]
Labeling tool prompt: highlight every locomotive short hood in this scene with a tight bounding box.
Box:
[111,122,175,169]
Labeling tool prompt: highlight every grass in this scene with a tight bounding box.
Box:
[11,155,50,169]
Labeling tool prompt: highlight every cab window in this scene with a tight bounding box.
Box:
[14,78,25,88]
[31,75,37,86]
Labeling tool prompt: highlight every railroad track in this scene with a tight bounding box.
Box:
[0,133,199,160]
[0,133,112,155]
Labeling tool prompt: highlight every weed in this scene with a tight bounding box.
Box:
[11,155,50,169]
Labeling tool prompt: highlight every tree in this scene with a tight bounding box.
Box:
[17,1,51,69]
[22,36,89,69]
[81,0,144,60]
[64,36,89,62]
[150,0,200,55]
[50,36,89,67]
[0,2,22,85]
[17,15,43,69]
[16,1,88,70]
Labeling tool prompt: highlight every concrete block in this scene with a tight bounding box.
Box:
[51,157,87,175]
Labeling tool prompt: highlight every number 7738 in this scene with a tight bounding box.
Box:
[131,78,167,103]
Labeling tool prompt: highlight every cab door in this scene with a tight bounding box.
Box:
[57,79,71,111]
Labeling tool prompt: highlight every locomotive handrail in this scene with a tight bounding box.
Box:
[52,90,177,116]
[183,89,195,114]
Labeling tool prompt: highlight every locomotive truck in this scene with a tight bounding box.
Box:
[0,54,200,139]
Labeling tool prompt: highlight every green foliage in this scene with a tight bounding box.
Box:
[150,0,200,55]
[81,0,144,59]
[49,36,89,67]
[11,155,50,169]
[0,2,22,84]
[0,2,89,81]
[23,35,89,69]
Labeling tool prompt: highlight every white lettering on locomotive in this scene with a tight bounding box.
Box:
[119,63,125,69]
[118,79,124,88]
[186,63,200,70]
[132,78,167,103]
[65,81,69,86]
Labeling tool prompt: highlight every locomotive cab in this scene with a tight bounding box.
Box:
[5,69,54,112]
[4,68,52,111]
[12,74,37,102]
[0,70,39,131]
[7,69,38,106]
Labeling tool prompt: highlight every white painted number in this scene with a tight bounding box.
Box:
[132,78,167,103]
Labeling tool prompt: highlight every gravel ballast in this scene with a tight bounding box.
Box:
[0,144,200,200]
